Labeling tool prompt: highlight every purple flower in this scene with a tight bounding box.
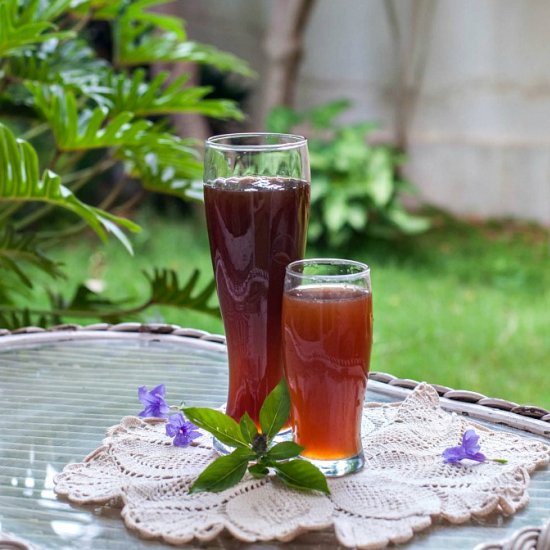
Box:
[443,429,487,464]
[166,413,201,447]
[138,384,170,418]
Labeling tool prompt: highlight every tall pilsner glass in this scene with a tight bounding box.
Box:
[203,133,310,439]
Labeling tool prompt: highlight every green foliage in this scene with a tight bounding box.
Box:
[239,412,258,443]
[105,69,243,119]
[28,84,153,151]
[183,381,330,494]
[145,268,217,315]
[0,225,63,288]
[259,379,291,439]
[183,407,249,449]
[108,0,254,75]
[0,0,251,328]
[188,448,255,494]
[267,100,430,247]
[0,265,218,330]
[0,123,139,248]
[271,459,330,494]
[0,0,74,57]
[5,40,111,104]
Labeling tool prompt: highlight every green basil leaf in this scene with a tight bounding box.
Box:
[239,412,258,444]
[189,448,254,493]
[273,460,330,494]
[259,379,290,440]
[258,456,276,468]
[266,441,304,461]
[183,407,248,448]
[248,463,269,478]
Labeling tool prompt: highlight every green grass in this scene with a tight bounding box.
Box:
[29,207,550,408]
[338,215,549,408]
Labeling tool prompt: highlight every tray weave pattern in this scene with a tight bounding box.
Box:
[4,322,549,424]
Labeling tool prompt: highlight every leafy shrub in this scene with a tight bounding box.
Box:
[267,99,430,247]
[0,0,253,329]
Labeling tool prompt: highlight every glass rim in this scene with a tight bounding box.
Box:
[205,132,307,152]
[286,258,371,281]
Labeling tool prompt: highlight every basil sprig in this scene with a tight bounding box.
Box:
[183,380,330,494]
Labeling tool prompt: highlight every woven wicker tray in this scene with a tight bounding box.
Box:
[0,324,548,550]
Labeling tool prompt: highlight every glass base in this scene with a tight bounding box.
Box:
[301,450,365,477]
[213,428,293,456]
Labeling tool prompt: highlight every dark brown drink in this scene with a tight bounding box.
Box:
[204,176,310,425]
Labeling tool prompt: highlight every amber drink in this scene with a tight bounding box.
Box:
[282,259,373,476]
[203,134,310,451]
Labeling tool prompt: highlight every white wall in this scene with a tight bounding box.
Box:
[183,0,550,225]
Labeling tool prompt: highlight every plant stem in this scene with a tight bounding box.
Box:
[48,149,63,171]
[0,203,23,224]
[40,220,88,244]
[71,13,91,34]
[40,169,126,244]
[114,187,145,215]
[0,60,10,94]
[58,150,87,179]
[14,157,117,231]
[44,173,131,242]
[20,122,51,141]
[61,157,117,185]
[97,176,128,211]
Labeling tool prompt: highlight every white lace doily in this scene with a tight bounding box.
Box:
[54,384,549,549]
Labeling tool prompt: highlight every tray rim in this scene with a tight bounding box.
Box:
[1,322,548,432]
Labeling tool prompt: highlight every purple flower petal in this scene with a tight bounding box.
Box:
[443,429,487,464]
[150,384,166,398]
[165,413,184,436]
[173,429,201,447]
[442,446,466,464]
[462,429,481,455]
[137,384,170,418]
[166,413,201,448]
[468,451,487,463]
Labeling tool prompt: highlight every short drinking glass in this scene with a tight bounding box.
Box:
[282,259,373,476]
[203,134,310,451]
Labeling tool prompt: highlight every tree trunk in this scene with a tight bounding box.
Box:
[259,0,316,124]
[384,0,437,152]
[150,2,209,143]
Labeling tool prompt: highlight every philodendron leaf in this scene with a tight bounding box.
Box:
[183,407,248,449]
[259,379,290,440]
[239,412,258,444]
[144,268,218,317]
[189,448,254,493]
[266,441,304,462]
[0,226,63,288]
[273,460,330,495]
[0,123,139,251]
[0,0,74,57]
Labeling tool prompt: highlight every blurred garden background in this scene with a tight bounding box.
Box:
[0,0,548,407]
